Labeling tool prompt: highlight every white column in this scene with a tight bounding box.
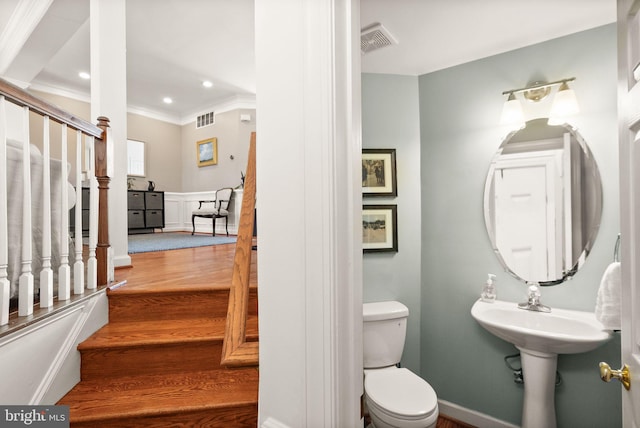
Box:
[90,0,129,277]
[256,0,362,427]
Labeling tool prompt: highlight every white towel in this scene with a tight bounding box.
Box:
[595,262,621,330]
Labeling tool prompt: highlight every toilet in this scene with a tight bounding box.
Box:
[363,301,439,428]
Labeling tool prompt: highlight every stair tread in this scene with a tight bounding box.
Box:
[59,369,258,423]
[79,316,258,349]
[108,283,258,296]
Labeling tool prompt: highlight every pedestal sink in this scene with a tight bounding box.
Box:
[471,299,611,428]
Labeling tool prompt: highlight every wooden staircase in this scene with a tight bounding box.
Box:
[58,282,259,427]
[59,133,260,427]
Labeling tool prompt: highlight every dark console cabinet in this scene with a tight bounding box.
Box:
[128,190,164,233]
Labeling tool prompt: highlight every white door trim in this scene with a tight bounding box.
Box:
[255,0,363,427]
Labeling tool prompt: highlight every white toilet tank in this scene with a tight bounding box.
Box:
[363,301,409,369]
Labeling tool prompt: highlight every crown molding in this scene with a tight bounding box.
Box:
[25,82,255,126]
[29,81,91,104]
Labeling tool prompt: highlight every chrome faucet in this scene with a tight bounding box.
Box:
[518,283,551,312]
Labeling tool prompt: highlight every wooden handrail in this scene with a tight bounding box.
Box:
[0,78,102,138]
[221,132,258,367]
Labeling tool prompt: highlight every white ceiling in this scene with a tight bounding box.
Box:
[0,0,616,124]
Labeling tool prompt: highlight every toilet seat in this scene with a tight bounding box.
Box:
[365,368,438,423]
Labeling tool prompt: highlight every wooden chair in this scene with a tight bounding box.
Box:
[191,187,233,236]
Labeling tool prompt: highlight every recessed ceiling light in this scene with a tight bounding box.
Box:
[202,80,213,88]
[78,71,90,80]
[163,97,173,104]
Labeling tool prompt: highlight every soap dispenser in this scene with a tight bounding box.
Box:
[481,274,497,302]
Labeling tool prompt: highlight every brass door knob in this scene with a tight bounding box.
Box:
[599,362,631,391]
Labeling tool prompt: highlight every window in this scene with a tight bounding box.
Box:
[127,139,145,177]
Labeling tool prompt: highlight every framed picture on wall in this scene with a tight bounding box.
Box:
[197,137,218,167]
[362,205,398,253]
[362,149,397,197]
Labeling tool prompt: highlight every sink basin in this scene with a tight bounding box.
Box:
[471,299,611,427]
[471,299,611,354]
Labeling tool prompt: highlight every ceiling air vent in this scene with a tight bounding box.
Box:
[361,23,397,54]
[196,111,215,129]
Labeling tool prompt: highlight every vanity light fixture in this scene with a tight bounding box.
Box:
[500,78,579,126]
[548,80,580,125]
[500,91,525,127]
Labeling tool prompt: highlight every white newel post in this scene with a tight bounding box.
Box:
[73,131,84,294]
[58,124,71,300]
[40,116,53,308]
[0,96,9,325]
[18,106,33,316]
[87,136,98,290]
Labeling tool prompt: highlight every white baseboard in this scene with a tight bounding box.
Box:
[113,253,132,268]
[438,399,518,428]
[261,417,292,428]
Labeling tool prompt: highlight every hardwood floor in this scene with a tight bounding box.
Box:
[436,414,476,428]
[115,239,256,291]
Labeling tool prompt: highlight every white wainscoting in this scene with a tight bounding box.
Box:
[0,291,108,404]
[164,190,243,236]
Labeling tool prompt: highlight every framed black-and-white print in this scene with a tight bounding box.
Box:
[362,149,397,197]
[362,205,398,253]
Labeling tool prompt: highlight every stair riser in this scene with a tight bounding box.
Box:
[108,290,258,322]
[69,404,258,428]
[81,341,223,380]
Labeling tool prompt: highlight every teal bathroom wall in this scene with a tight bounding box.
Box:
[418,24,621,426]
[361,74,422,373]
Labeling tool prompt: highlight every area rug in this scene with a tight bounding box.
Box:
[128,233,237,254]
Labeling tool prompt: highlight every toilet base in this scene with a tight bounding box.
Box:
[365,399,438,428]
[368,411,437,428]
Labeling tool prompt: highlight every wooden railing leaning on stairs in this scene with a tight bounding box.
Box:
[221,131,259,367]
[0,77,111,326]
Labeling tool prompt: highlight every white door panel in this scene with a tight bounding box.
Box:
[616,1,640,425]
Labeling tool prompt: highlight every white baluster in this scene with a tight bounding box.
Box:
[58,125,70,301]
[0,96,10,325]
[73,131,84,294]
[40,116,53,308]
[18,106,33,316]
[86,136,98,290]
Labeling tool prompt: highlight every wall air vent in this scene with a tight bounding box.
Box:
[361,23,397,54]
[196,111,215,129]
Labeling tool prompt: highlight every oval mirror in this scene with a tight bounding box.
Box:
[484,118,603,285]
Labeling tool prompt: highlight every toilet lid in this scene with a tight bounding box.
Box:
[365,368,437,420]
